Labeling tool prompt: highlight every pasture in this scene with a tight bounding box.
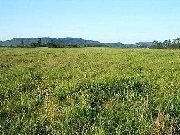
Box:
[0,48,180,134]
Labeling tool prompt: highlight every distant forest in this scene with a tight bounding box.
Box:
[150,38,180,49]
[0,37,180,49]
[0,37,151,48]
[0,37,101,48]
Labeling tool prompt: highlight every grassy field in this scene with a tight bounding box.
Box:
[0,47,180,134]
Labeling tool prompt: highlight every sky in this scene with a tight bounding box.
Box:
[0,0,180,43]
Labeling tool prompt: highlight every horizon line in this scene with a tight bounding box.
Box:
[0,37,153,44]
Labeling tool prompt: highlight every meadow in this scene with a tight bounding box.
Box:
[0,47,180,134]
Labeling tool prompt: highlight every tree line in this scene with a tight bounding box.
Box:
[150,38,180,49]
[16,38,79,48]
[14,38,105,48]
[2,37,180,49]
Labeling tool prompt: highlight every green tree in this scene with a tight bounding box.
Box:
[30,42,37,48]
[47,40,57,48]
[152,40,158,46]
[150,40,164,49]
[37,38,42,47]
[167,39,172,48]
[176,38,180,49]
[21,39,24,48]
[163,40,169,48]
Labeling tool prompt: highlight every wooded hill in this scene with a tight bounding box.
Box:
[0,37,152,48]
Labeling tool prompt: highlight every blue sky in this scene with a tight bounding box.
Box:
[0,0,180,43]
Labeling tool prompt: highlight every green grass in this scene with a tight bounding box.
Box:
[0,48,180,134]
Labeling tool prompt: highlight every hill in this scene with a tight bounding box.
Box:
[0,37,152,48]
[0,37,100,47]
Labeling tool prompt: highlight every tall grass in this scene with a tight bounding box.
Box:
[0,48,180,134]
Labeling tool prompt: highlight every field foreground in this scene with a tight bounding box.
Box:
[0,48,180,134]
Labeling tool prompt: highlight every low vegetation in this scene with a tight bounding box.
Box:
[0,48,180,134]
